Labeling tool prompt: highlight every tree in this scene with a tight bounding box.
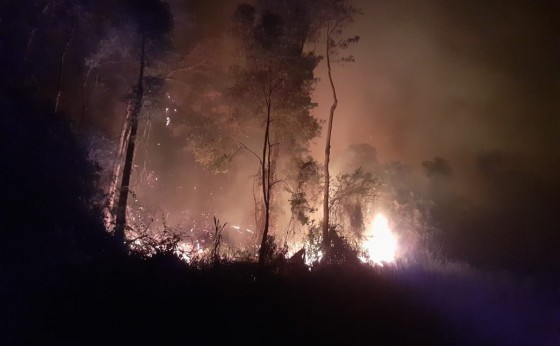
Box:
[229,2,321,267]
[178,1,320,265]
[329,168,379,237]
[318,0,361,250]
[422,157,453,180]
[113,0,173,244]
[287,158,321,225]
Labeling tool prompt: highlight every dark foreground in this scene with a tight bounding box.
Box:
[2,256,557,346]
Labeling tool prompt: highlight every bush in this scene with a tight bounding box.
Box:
[323,225,360,265]
[0,89,120,276]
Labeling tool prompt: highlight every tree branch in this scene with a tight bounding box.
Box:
[270,179,285,187]
[226,136,262,165]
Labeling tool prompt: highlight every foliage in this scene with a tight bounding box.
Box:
[422,157,453,180]
[210,216,226,264]
[185,1,323,175]
[129,228,181,257]
[287,157,322,226]
[316,0,362,244]
[304,224,324,265]
[261,234,288,266]
[322,226,359,265]
[330,167,380,236]
[126,208,182,258]
[225,1,325,264]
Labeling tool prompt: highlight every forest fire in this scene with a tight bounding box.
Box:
[360,213,398,265]
[2,0,557,344]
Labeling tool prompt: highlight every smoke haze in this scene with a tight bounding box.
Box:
[94,0,558,273]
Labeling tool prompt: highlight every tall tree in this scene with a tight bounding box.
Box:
[230,5,282,264]
[230,2,321,266]
[113,0,173,244]
[319,0,360,249]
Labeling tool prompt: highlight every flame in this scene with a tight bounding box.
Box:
[361,213,397,265]
[305,250,322,267]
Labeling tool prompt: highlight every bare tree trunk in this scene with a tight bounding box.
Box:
[322,29,338,248]
[54,20,77,113]
[114,34,146,244]
[252,174,264,245]
[104,101,131,229]
[268,136,280,231]
[24,2,51,82]
[258,100,272,268]
[79,66,94,130]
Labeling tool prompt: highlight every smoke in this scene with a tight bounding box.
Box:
[89,0,558,272]
[311,0,559,272]
[315,0,558,166]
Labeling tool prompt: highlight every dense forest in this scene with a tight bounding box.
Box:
[0,0,558,345]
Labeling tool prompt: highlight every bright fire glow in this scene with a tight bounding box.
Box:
[305,250,322,267]
[361,213,398,265]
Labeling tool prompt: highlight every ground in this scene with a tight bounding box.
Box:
[2,256,557,345]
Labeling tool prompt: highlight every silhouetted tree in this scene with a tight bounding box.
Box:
[114,0,173,244]
[422,157,453,180]
[286,157,321,243]
[318,0,361,250]
[231,2,321,268]
[330,168,379,237]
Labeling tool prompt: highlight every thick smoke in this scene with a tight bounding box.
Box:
[93,0,558,272]
[314,0,559,272]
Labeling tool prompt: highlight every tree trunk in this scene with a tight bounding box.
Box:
[322,30,338,249]
[258,100,272,268]
[24,3,51,83]
[252,175,263,245]
[79,66,94,130]
[54,20,77,113]
[268,136,280,231]
[104,99,131,230]
[114,35,146,244]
